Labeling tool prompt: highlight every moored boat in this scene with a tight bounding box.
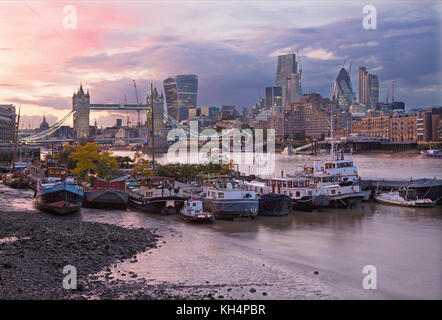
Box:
[420,149,441,159]
[127,176,187,214]
[83,177,129,209]
[281,145,294,155]
[374,189,435,207]
[35,177,84,215]
[258,193,291,216]
[202,179,259,220]
[180,200,215,223]
[2,171,29,188]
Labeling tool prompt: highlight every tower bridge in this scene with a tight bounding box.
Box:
[20,85,249,145]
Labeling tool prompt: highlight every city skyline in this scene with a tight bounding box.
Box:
[0,1,440,128]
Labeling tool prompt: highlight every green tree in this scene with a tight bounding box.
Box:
[96,151,119,180]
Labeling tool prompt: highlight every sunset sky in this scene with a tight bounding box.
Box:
[0,1,440,128]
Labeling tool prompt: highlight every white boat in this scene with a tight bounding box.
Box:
[375,190,435,207]
[180,200,215,223]
[202,180,259,220]
[281,145,294,155]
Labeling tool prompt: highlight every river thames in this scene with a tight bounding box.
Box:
[1,152,441,299]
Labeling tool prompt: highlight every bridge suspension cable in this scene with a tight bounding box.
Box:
[20,110,74,143]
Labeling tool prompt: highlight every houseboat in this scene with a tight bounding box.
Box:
[127,176,187,214]
[35,176,84,215]
[83,177,129,209]
[202,179,259,220]
[294,150,366,208]
[2,171,29,189]
[29,158,67,190]
[246,177,329,211]
[180,200,215,223]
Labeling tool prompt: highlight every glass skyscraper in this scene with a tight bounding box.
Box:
[276,53,300,107]
[265,87,282,108]
[368,74,379,108]
[163,74,198,122]
[332,67,355,111]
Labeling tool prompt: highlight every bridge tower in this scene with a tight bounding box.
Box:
[73,84,90,141]
[146,85,164,136]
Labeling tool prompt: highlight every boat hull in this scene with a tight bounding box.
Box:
[203,198,259,220]
[83,189,129,209]
[326,192,365,208]
[128,194,186,215]
[36,183,84,216]
[374,196,435,207]
[291,195,330,211]
[180,211,215,223]
[258,194,291,216]
[36,200,82,215]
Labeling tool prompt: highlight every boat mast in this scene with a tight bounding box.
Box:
[151,83,155,171]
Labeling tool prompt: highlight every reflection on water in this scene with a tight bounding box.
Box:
[1,153,441,299]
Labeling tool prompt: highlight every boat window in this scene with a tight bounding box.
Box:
[296,191,300,197]
[289,192,293,197]
[218,192,224,198]
[288,181,292,188]
[308,190,312,196]
[331,190,336,194]
[260,188,263,193]
[283,182,287,188]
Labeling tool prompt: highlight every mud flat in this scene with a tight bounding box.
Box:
[0,210,184,299]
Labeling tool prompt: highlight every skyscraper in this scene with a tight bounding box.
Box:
[286,73,302,104]
[265,86,282,108]
[276,53,302,107]
[276,54,296,107]
[163,74,198,122]
[368,74,379,107]
[359,66,379,109]
[332,67,355,111]
[359,66,369,107]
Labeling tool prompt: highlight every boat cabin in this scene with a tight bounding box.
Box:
[184,200,204,214]
[136,176,177,198]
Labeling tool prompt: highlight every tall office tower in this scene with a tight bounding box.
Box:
[73,84,90,140]
[359,66,369,107]
[276,53,298,107]
[265,86,283,108]
[163,74,198,122]
[368,74,379,107]
[332,67,355,111]
[286,73,302,104]
[359,66,379,109]
[146,85,164,136]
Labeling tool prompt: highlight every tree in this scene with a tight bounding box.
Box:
[116,156,133,169]
[96,151,119,180]
[69,143,100,180]
[132,151,154,177]
[56,144,75,170]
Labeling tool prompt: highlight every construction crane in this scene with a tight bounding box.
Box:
[386,83,391,103]
[133,80,141,127]
[296,49,302,77]
[385,80,395,103]
[392,80,395,103]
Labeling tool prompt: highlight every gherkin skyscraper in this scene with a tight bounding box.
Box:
[332,67,355,111]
